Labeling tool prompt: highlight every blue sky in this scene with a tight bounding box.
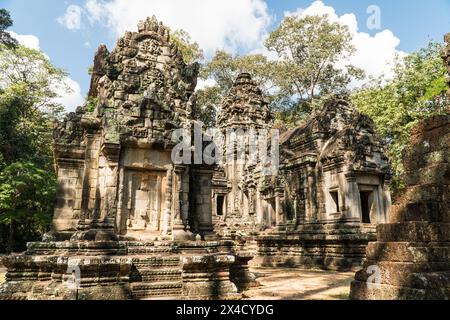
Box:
[1,0,449,111]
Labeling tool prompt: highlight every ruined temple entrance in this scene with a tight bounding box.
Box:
[123,170,166,233]
[359,191,372,224]
[217,195,225,216]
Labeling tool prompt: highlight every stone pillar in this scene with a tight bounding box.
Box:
[99,143,121,231]
[275,189,286,229]
[192,167,215,239]
[116,165,126,235]
[293,195,299,227]
[339,187,346,213]
[173,165,193,240]
[163,167,173,235]
[78,133,96,230]
[345,173,362,220]
[382,180,392,222]
[305,165,315,222]
[256,191,264,225]
[212,194,217,218]
[376,184,386,223]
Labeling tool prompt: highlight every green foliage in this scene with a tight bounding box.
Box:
[86,96,98,113]
[170,29,204,64]
[87,64,94,76]
[195,86,221,127]
[191,14,364,128]
[352,42,448,195]
[0,45,66,167]
[0,38,68,252]
[201,51,275,93]
[197,51,276,126]
[0,8,18,49]
[0,162,55,252]
[266,14,364,119]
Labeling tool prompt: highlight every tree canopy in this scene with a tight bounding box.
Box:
[191,14,365,128]
[0,8,18,49]
[0,9,69,252]
[352,42,448,193]
[266,14,364,114]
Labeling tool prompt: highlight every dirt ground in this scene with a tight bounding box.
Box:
[0,266,355,300]
[0,268,5,285]
[243,267,354,300]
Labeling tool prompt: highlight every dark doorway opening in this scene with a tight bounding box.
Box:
[217,196,225,216]
[330,191,339,213]
[360,191,372,223]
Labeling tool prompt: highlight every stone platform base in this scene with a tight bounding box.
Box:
[251,223,376,271]
[0,240,256,300]
[350,271,450,300]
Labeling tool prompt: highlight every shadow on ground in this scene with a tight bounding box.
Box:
[243,267,354,300]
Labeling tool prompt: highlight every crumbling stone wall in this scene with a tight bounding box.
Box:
[350,33,450,299]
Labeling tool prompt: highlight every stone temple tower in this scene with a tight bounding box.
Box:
[214,73,273,227]
[51,15,216,242]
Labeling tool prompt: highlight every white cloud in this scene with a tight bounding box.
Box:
[8,31,40,50]
[57,5,82,30]
[196,78,217,90]
[284,1,405,82]
[83,0,272,56]
[8,31,85,113]
[53,78,85,113]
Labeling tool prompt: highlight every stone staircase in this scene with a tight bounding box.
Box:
[127,242,183,300]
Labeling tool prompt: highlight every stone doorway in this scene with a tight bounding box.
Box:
[266,198,276,227]
[359,191,372,224]
[217,195,225,216]
[123,170,166,234]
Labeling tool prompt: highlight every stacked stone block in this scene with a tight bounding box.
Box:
[350,114,450,299]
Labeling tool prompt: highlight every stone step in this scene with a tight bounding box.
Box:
[377,222,450,242]
[132,289,183,300]
[366,242,450,262]
[350,279,448,300]
[132,268,182,282]
[131,281,183,299]
[128,247,175,255]
[132,256,181,268]
[389,200,449,223]
[355,260,450,287]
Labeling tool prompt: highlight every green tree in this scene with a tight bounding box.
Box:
[197,51,276,126]
[0,162,56,252]
[0,44,67,166]
[352,42,448,194]
[0,40,69,251]
[0,8,18,49]
[170,29,204,65]
[265,14,364,121]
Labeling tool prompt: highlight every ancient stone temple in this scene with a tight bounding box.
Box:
[0,15,396,300]
[212,73,274,235]
[213,75,392,270]
[52,16,203,241]
[350,34,450,300]
[0,16,255,300]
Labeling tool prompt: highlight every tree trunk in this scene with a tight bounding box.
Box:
[7,220,15,253]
